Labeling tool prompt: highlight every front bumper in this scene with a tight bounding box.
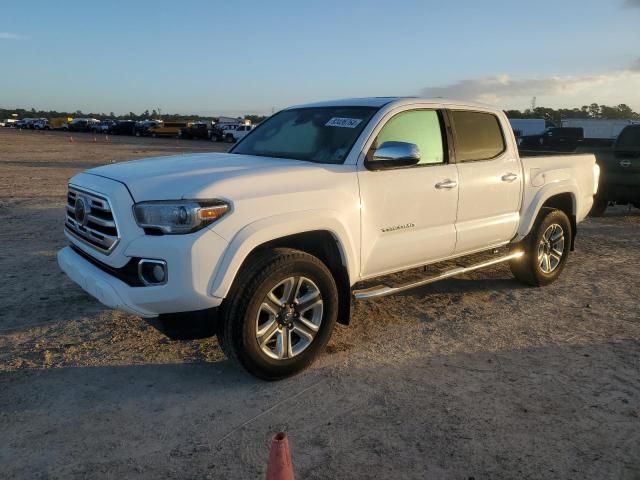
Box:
[58,225,228,317]
[58,247,155,317]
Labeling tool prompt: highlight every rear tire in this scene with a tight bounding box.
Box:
[510,209,572,287]
[217,248,338,380]
[589,196,608,217]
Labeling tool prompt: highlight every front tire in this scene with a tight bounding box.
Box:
[510,209,572,286]
[217,248,338,380]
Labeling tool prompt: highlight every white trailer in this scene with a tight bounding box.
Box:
[509,119,546,137]
[561,119,640,140]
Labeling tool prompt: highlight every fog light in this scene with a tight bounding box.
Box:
[138,259,167,286]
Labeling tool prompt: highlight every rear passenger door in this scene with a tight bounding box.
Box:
[449,109,523,254]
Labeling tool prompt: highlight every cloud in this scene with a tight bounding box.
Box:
[623,0,640,7]
[421,70,640,110]
[0,32,28,40]
[422,74,607,103]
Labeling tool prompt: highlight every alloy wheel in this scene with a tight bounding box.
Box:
[255,276,323,360]
[538,223,565,274]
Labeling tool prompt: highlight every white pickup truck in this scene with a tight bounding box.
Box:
[58,97,599,379]
[223,124,254,143]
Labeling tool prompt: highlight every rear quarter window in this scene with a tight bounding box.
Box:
[450,110,505,162]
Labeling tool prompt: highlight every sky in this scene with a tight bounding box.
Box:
[1,0,639,116]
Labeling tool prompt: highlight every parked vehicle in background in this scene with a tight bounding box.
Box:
[509,118,547,138]
[590,124,640,216]
[562,119,640,146]
[148,121,188,138]
[2,119,17,127]
[110,120,137,135]
[180,122,211,140]
[211,117,246,142]
[33,119,50,130]
[224,124,254,143]
[91,120,116,134]
[211,123,236,142]
[57,97,599,379]
[49,117,73,130]
[518,127,584,152]
[15,118,37,129]
[135,120,162,137]
[64,118,100,132]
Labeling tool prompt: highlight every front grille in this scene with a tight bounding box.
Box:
[65,186,120,254]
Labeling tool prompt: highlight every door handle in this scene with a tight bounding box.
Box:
[501,173,518,182]
[435,179,458,190]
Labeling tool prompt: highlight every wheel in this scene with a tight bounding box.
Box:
[217,248,338,380]
[152,133,157,138]
[510,209,572,287]
[589,196,608,217]
[225,134,235,143]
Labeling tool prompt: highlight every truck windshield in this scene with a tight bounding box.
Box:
[230,106,378,164]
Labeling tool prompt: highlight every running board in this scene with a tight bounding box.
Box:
[352,251,524,300]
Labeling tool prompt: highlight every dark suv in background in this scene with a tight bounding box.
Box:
[591,125,640,215]
[518,127,584,152]
[109,120,137,135]
[180,122,211,139]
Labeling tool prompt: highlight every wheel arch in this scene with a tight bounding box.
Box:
[210,214,358,325]
[516,184,578,249]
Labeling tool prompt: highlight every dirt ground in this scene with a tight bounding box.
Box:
[1,129,639,479]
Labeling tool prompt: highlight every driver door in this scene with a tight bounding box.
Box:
[358,108,459,278]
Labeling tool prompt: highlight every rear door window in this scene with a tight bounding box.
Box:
[450,111,505,162]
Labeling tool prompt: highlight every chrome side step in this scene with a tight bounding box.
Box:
[352,251,524,300]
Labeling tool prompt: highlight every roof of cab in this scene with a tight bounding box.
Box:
[288,96,500,111]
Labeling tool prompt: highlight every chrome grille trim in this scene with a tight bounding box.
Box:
[65,186,120,254]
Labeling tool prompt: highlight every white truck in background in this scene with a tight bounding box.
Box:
[222,124,254,143]
[58,97,599,379]
[562,118,640,142]
[509,118,547,137]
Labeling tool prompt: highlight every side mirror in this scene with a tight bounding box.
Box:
[367,141,421,170]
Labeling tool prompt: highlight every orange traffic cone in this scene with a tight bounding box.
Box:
[266,432,295,480]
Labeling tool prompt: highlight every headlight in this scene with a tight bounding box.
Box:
[133,199,230,234]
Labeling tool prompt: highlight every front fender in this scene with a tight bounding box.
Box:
[209,210,359,299]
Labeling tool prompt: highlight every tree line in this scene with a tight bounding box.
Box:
[2,104,638,127]
[0,107,268,125]
[505,103,639,125]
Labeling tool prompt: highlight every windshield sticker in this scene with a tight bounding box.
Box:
[325,117,363,128]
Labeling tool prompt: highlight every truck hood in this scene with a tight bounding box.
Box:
[86,152,338,201]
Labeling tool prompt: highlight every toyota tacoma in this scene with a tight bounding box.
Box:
[58,97,600,379]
